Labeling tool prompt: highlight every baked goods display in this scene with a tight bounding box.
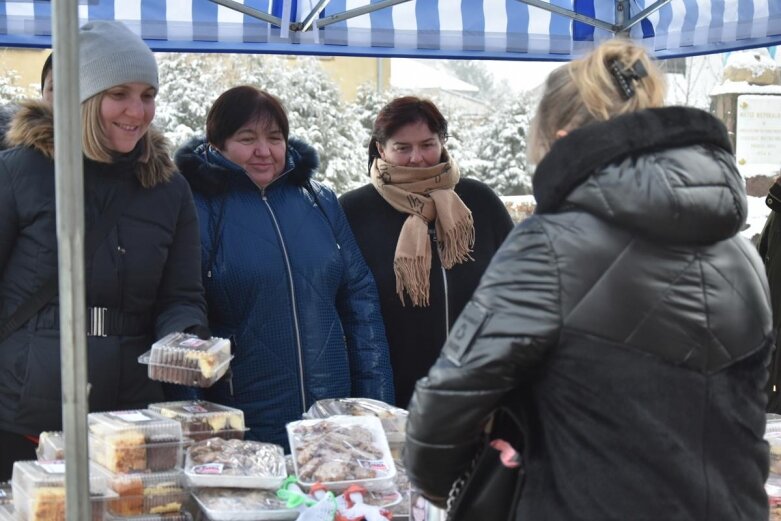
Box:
[140,333,232,388]
[88,410,184,473]
[304,398,408,443]
[148,400,246,441]
[10,460,110,521]
[192,488,297,521]
[108,470,187,517]
[0,482,11,506]
[185,438,286,488]
[36,431,66,462]
[288,416,396,490]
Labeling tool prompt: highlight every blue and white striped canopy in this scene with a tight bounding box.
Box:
[0,0,779,60]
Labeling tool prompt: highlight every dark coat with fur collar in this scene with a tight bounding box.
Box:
[174,137,394,448]
[0,101,207,441]
[406,107,772,520]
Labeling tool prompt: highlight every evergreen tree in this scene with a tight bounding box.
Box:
[0,69,26,104]
[465,95,534,195]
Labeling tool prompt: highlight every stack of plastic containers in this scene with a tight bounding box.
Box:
[88,409,189,519]
[303,399,408,517]
[10,460,114,521]
[185,437,291,520]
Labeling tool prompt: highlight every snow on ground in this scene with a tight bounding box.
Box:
[745,195,771,241]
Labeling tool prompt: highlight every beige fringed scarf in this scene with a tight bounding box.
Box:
[370,152,475,307]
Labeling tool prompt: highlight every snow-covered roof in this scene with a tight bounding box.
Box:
[390,60,479,93]
[724,48,778,78]
[710,81,781,96]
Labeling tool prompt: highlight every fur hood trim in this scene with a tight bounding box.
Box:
[5,99,174,187]
[175,135,321,196]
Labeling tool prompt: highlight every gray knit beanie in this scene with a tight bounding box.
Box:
[79,20,158,103]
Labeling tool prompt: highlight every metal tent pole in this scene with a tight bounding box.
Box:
[52,0,91,519]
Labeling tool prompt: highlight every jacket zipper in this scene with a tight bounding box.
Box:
[429,228,450,338]
[262,189,308,413]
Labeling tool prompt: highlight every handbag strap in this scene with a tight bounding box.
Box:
[0,180,141,343]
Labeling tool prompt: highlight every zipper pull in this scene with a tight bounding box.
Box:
[206,270,212,279]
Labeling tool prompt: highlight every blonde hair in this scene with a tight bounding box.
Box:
[528,39,666,164]
[81,92,173,187]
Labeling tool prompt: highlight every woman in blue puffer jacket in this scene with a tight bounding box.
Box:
[174,86,394,448]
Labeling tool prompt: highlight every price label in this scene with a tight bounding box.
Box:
[36,461,66,474]
[111,411,151,423]
[192,463,224,475]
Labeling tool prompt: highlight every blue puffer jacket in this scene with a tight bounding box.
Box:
[175,137,394,448]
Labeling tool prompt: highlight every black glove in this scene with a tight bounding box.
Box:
[184,324,211,340]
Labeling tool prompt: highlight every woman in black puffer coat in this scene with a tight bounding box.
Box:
[406,39,772,521]
[0,21,207,479]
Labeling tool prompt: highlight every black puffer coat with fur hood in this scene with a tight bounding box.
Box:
[0,101,207,436]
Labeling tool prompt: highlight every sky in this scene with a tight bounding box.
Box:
[483,60,561,92]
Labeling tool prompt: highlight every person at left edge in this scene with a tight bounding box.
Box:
[174,85,394,448]
[0,20,207,479]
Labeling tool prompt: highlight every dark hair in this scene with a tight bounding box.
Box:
[206,85,289,150]
[40,52,53,93]
[368,96,448,171]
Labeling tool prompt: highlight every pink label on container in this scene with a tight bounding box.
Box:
[192,463,224,475]
[357,459,388,474]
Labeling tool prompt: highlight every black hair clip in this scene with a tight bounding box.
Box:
[608,59,648,100]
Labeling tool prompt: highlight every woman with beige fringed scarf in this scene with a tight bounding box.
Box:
[339,96,514,408]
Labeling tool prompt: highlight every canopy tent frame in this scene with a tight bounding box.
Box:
[213,0,676,38]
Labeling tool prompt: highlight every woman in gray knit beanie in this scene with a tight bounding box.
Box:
[0,20,208,479]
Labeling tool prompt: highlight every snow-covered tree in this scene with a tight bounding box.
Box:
[0,69,27,104]
[463,94,534,195]
[237,56,366,194]
[156,53,232,147]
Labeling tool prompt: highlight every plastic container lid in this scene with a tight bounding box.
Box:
[0,482,11,506]
[0,505,12,521]
[185,439,286,489]
[304,399,408,444]
[88,409,184,473]
[36,432,66,462]
[193,488,298,521]
[107,469,187,517]
[139,333,232,388]
[11,460,113,521]
[104,513,193,521]
[148,400,247,442]
[287,415,397,491]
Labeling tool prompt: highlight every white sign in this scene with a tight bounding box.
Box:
[735,95,781,171]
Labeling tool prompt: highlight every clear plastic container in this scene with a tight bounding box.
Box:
[0,505,13,521]
[0,482,11,506]
[139,333,232,388]
[769,475,781,521]
[148,401,246,441]
[185,439,286,489]
[287,416,396,491]
[304,398,408,444]
[192,488,298,521]
[36,432,66,462]
[107,470,187,517]
[104,513,192,521]
[11,460,113,521]
[88,410,184,473]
